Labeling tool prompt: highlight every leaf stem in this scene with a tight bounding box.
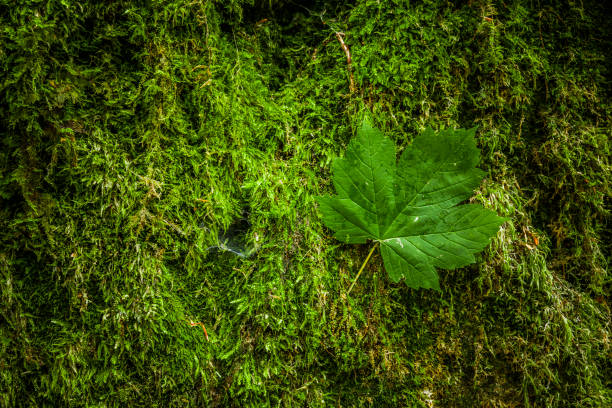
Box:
[347,242,379,295]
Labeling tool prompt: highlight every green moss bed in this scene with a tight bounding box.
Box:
[1,0,610,406]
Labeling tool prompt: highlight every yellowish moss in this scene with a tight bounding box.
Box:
[0,0,609,406]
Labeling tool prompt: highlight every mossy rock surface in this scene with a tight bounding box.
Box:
[0,0,610,406]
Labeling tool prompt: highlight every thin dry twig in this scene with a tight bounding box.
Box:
[188,319,209,341]
[335,32,356,93]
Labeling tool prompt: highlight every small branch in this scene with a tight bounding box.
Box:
[335,32,351,64]
[188,320,209,341]
[335,32,356,93]
[347,242,379,295]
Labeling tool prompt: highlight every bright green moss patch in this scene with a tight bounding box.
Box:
[1,0,610,406]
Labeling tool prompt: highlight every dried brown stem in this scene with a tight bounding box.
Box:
[335,32,356,93]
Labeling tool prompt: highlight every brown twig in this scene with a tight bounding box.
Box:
[188,320,209,341]
[335,32,356,93]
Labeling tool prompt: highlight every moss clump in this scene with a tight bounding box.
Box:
[1,0,609,406]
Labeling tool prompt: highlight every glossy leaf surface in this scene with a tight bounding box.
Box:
[317,122,507,290]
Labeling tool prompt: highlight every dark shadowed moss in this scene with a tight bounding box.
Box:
[0,0,609,406]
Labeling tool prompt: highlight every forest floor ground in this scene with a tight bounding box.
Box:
[1,0,610,406]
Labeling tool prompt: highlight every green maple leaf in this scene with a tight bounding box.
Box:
[316,121,507,290]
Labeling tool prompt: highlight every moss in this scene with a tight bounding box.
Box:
[0,0,609,406]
